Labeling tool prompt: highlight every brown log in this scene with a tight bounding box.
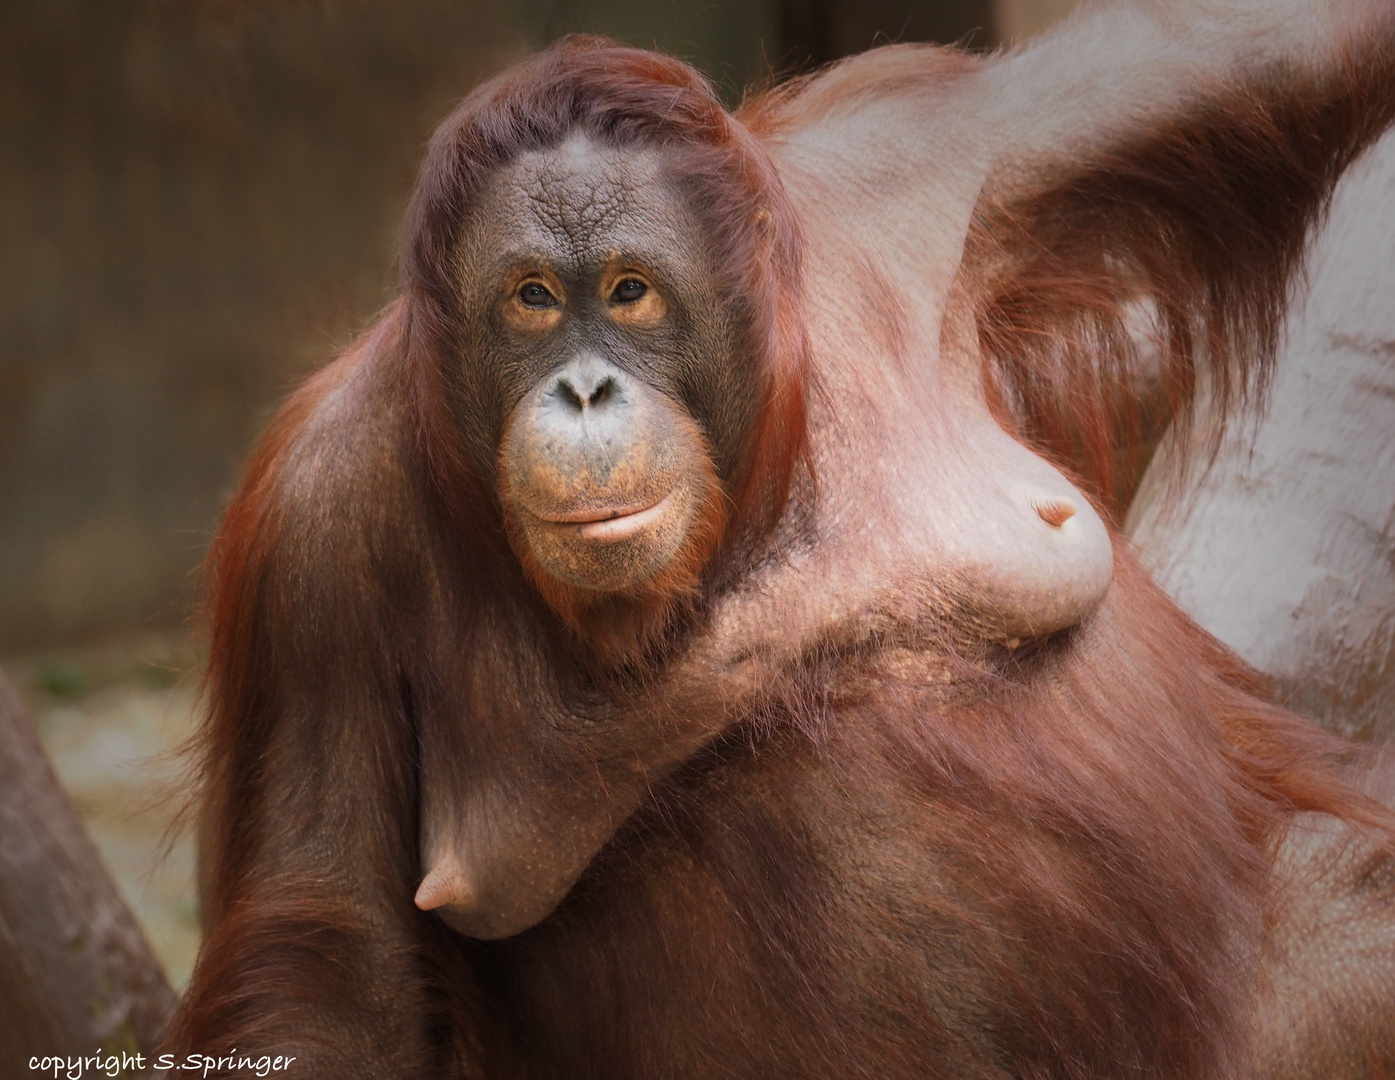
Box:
[0,666,174,1071]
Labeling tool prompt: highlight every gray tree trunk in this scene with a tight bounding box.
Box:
[0,666,174,1072]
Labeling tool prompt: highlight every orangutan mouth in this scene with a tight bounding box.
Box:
[534,490,677,543]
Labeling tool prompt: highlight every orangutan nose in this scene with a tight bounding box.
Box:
[550,356,623,414]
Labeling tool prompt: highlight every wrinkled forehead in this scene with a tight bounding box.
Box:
[461,133,702,266]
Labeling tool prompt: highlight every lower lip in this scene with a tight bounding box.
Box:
[538,491,675,543]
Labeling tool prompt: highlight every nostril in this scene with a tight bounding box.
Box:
[553,371,618,413]
[587,377,615,407]
[554,378,586,412]
[549,359,626,415]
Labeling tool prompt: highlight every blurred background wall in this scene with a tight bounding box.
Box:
[0,0,1077,652]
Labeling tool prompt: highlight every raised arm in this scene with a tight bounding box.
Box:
[753,0,1393,516]
[970,0,1395,513]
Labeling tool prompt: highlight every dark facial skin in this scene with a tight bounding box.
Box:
[449,135,754,633]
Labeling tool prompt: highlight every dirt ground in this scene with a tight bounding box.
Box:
[4,631,202,990]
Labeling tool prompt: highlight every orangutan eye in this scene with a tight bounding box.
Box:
[519,282,558,308]
[611,278,648,303]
